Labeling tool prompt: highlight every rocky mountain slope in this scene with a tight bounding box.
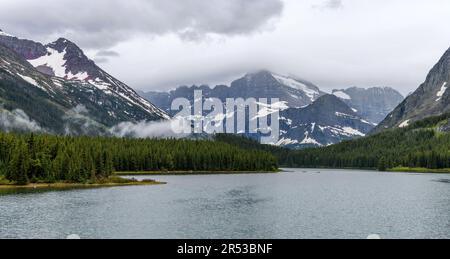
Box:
[0,30,168,135]
[278,94,374,148]
[374,46,450,132]
[141,70,326,115]
[332,87,403,124]
[141,71,375,148]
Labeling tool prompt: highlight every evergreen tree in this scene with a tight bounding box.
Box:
[377,157,387,172]
[7,141,30,185]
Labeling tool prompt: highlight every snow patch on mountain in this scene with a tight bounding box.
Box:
[341,127,365,137]
[436,82,447,101]
[272,74,320,100]
[310,122,316,133]
[333,90,351,100]
[300,132,322,146]
[27,47,88,81]
[67,71,89,81]
[17,73,45,91]
[0,58,11,66]
[335,112,357,119]
[318,125,366,138]
[276,137,299,146]
[253,101,289,119]
[88,78,111,90]
[0,30,13,37]
[51,79,63,87]
[280,116,292,126]
[399,120,410,128]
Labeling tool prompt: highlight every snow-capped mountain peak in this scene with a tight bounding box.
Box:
[0,29,13,37]
[332,90,351,100]
[230,70,325,108]
[28,46,88,81]
[27,38,92,81]
[0,33,170,124]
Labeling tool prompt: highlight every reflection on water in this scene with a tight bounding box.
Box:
[433,179,450,184]
[1,169,450,239]
[0,187,82,196]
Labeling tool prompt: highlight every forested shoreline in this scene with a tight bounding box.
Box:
[280,114,450,171]
[216,114,450,172]
[0,132,278,185]
[1,113,448,187]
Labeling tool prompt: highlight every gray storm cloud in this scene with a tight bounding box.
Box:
[0,0,283,48]
[2,0,450,96]
[312,0,344,10]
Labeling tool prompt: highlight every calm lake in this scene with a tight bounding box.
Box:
[1,169,450,239]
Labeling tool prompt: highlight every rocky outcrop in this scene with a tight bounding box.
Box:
[332,87,404,124]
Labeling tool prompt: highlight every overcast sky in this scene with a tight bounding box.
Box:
[1,0,450,95]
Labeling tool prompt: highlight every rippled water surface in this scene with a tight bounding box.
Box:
[1,169,449,239]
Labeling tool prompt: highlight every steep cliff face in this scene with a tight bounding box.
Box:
[278,95,374,148]
[374,47,450,132]
[332,87,404,124]
[0,30,47,59]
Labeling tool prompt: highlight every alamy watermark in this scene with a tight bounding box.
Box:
[170,90,281,144]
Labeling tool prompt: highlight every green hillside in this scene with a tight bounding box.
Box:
[285,113,450,171]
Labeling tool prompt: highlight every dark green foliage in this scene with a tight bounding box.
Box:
[0,132,278,184]
[214,134,292,166]
[8,140,30,185]
[377,157,387,171]
[0,69,69,133]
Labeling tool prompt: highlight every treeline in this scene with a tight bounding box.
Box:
[283,114,450,170]
[0,132,278,185]
[215,134,292,165]
[216,114,450,171]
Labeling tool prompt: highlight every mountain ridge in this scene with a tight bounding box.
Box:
[374,46,450,132]
[0,31,168,135]
[332,86,404,124]
[278,94,373,148]
[140,71,379,148]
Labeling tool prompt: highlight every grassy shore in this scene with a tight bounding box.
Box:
[115,170,280,176]
[0,176,166,190]
[388,167,450,174]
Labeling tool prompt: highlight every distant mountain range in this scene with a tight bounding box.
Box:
[0,29,168,135]
[140,70,403,148]
[332,87,404,124]
[141,70,325,113]
[374,46,450,132]
[7,27,439,149]
[278,94,374,148]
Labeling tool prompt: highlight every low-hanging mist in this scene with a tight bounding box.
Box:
[0,108,44,133]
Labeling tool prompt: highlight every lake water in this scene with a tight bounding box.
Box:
[1,169,450,239]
